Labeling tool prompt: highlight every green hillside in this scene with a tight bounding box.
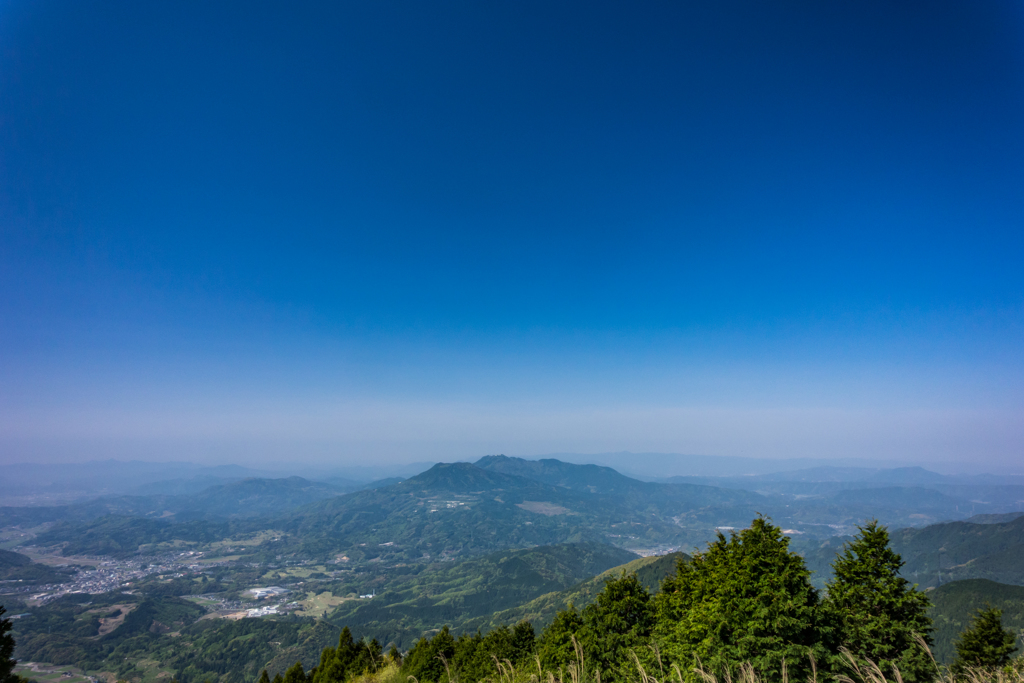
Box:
[892,515,1024,588]
[20,462,749,560]
[1,477,348,530]
[280,462,719,563]
[34,516,260,557]
[797,515,1024,589]
[928,579,1024,664]
[476,455,764,509]
[477,551,688,632]
[324,542,638,649]
[0,547,69,584]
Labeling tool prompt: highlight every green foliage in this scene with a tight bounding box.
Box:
[825,521,934,683]
[889,515,1024,588]
[451,622,535,683]
[483,552,686,633]
[312,627,383,683]
[34,515,269,558]
[8,590,329,683]
[327,543,636,649]
[654,517,829,683]
[402,626,456,683]
[283,661,308,683]
[400,623,535,683]
[929,580,1024,664]
[951,608,1018,677]
[536,606,584,672]
[0,550,69,585]
[2,605,17,683]
[578,573,655,683]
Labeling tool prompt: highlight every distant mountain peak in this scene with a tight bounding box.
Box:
[475,455,639,492]
[404,461,534,491]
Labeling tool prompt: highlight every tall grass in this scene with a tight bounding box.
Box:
[347,639,1024,683]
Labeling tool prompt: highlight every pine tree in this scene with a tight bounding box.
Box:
[312,626,384,683]
[0,606,15,683]
[282,661,307,683]
[579,573,656,683]
[401,625,456,683]
[825,521,934,683]
[654,517,830,683]
[257,671,270,683]
[951,607,1018,677]
[536,606,584,672]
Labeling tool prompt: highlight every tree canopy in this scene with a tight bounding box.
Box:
[654,517,830,683]
[1,605,17,683]
[951,608,1019,677]
[825,520,934,683]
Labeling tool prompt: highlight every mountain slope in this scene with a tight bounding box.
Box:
[891,514,1024,588]
[475,455,762,508]
[281,462,724,563]
[0,547,69,584]
[1,476,347,529]
[929,579,1024,663]
[477,551,688,632]
[798,514,1024,590]
[324,542,638,648]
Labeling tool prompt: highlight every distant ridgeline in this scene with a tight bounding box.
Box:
[3,456,1024,683]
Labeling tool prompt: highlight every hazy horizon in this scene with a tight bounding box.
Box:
[2,1,1023,473]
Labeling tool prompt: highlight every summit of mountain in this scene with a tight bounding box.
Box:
[401,461,546,493]
[475,455,641,494]
[475,455,764,510]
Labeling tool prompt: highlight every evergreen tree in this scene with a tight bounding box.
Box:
[579,573,656,683]
[0,606,15,683]
[282,662,307,683]
[257,671,270,683]
[510,621,536,664]
[951,608,1018,677]
[445,623,533,683]
[825,521,934,683]
[312,627,383,683]
[654,517,830,683]
[313,626,358,683]
[402,626,456,683]
[537,606,584,672]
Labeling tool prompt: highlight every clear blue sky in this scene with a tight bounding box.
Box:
[2,1,1023,470]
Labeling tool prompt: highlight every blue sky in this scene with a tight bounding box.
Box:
[1,1,1023,470]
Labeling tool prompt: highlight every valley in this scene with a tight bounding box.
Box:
[2,456,1023,683]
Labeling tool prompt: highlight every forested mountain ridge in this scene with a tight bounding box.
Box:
[18,458,1024,564]
[0,548,69,584]
[278,462,709,562]
[16,461,747,559]
[0,476,350,528]
[322,543,638,648]
[798,513,1024,588]
[892,514,1024,587]
[475,455,763,508]
[928,579,1024,664]
[478,550,687,632]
